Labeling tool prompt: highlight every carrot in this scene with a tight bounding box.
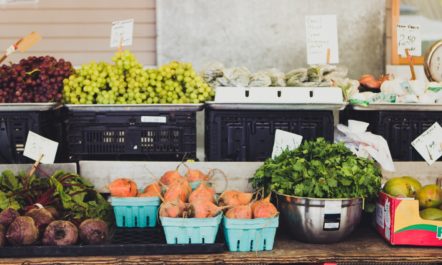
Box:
[163,179,191,202]
[219,190,253,207]
[139,182,162,197]
[225,204,252,219]
[159,200,187,218]
[186,169,208,183]
[188,182,215,203]
[189,200,226,218]
[160,170,183,186]
[108,178,138,197]
[251,195,278,218]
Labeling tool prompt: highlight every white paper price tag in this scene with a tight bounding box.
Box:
[305,15,339,65]
[23,131,58,164]
[396,24,421,56]
[324,200,342,215]
[411,122,442,165]
[271,129,303,159]
[110,19,134,48]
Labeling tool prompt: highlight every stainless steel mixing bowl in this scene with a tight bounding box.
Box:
[277,193,362,243]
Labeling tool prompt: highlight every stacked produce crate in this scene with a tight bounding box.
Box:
[0,56,73,163]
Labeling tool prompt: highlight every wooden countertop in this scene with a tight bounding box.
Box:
[0,226,440,265]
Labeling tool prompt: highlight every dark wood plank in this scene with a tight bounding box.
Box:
[0,227,440,264]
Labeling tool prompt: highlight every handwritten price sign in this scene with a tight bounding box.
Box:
[397,24,421,56]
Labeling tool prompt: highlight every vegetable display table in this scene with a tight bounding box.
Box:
[1,226,440,265]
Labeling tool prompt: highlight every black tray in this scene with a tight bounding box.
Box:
[0,227,225,258]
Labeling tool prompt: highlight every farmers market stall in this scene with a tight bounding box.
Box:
[0,26,442,264]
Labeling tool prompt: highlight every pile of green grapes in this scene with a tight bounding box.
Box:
[63,50,214,104]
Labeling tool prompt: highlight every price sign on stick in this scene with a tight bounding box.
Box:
[272,129,303,159]
[397,24,421,56]
[305,15,339,65]
[411,122,442,165]
[23,131,58,164]
[110,19,134,48]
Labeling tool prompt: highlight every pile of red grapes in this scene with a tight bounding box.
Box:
[0,56,74,103]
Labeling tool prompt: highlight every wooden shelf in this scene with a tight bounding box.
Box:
[0,226,440,264]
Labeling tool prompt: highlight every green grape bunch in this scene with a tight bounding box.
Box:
[63,50,215,104]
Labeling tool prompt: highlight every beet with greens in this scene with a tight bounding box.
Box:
[26,208,54,233]
[79,219,109,245]
[6,216,39,246]
[0,208,19,227]
[42,220,78,246]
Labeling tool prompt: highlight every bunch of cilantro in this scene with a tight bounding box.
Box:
[251,138,382,209]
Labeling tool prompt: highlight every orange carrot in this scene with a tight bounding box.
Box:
[189,200,225,218]
[140,182,162,197]
[160,170,183,186]
[186,169,208,183]
[225,205,252,219]
[159,200,187,218]
[219,190,253,207]
[251,195,278,218]
[108,178,138,197]
[163,179,191,202]
[188,182,215,203]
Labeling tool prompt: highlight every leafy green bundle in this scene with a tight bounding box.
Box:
[0,170,112,225]
[251,138,382,203]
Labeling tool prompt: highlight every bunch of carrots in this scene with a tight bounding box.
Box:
[107,165,278,219]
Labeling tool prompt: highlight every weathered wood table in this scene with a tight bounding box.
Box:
[0,226,440,265]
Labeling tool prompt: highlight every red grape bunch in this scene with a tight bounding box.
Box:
[0,56,74,103]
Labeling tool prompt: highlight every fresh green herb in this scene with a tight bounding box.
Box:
[251,138,382,209]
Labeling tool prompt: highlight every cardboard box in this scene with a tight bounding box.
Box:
[376,191,442,246]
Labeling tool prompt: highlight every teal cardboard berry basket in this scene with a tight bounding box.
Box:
[223,216,279,252]
[110,196,161,228]
[160,213,222,244]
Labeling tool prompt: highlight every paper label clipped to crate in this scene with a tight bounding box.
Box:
[411,122,442,165]
[141,116,167,123]
[23,131,58,164]
[272,130,303,159]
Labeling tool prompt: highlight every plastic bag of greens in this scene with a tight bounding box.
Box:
[263,68,286,87]
[249,72,272,87]
[286,68,308,87]
[214,76,232,87]
[201,62,225,83]
[335,78,359,101]
[323,66,348,81]
[223,67,251,87]
[307,66,323,82]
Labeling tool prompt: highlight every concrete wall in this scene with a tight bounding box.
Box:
[157,0,386,78]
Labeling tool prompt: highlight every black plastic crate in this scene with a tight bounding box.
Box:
[340,107,442,161]
[205,108,334,161]
[0,110,63,163]
[0,227,225,257]
[64,108,197,161]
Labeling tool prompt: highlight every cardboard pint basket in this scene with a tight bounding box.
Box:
[375,191,442,246]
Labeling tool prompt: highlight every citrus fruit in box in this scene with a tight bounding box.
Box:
[416,184,442,209]
[419,208,442,221]
[383,176,422,197]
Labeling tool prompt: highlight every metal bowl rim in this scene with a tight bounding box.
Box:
[275,192,363,203]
